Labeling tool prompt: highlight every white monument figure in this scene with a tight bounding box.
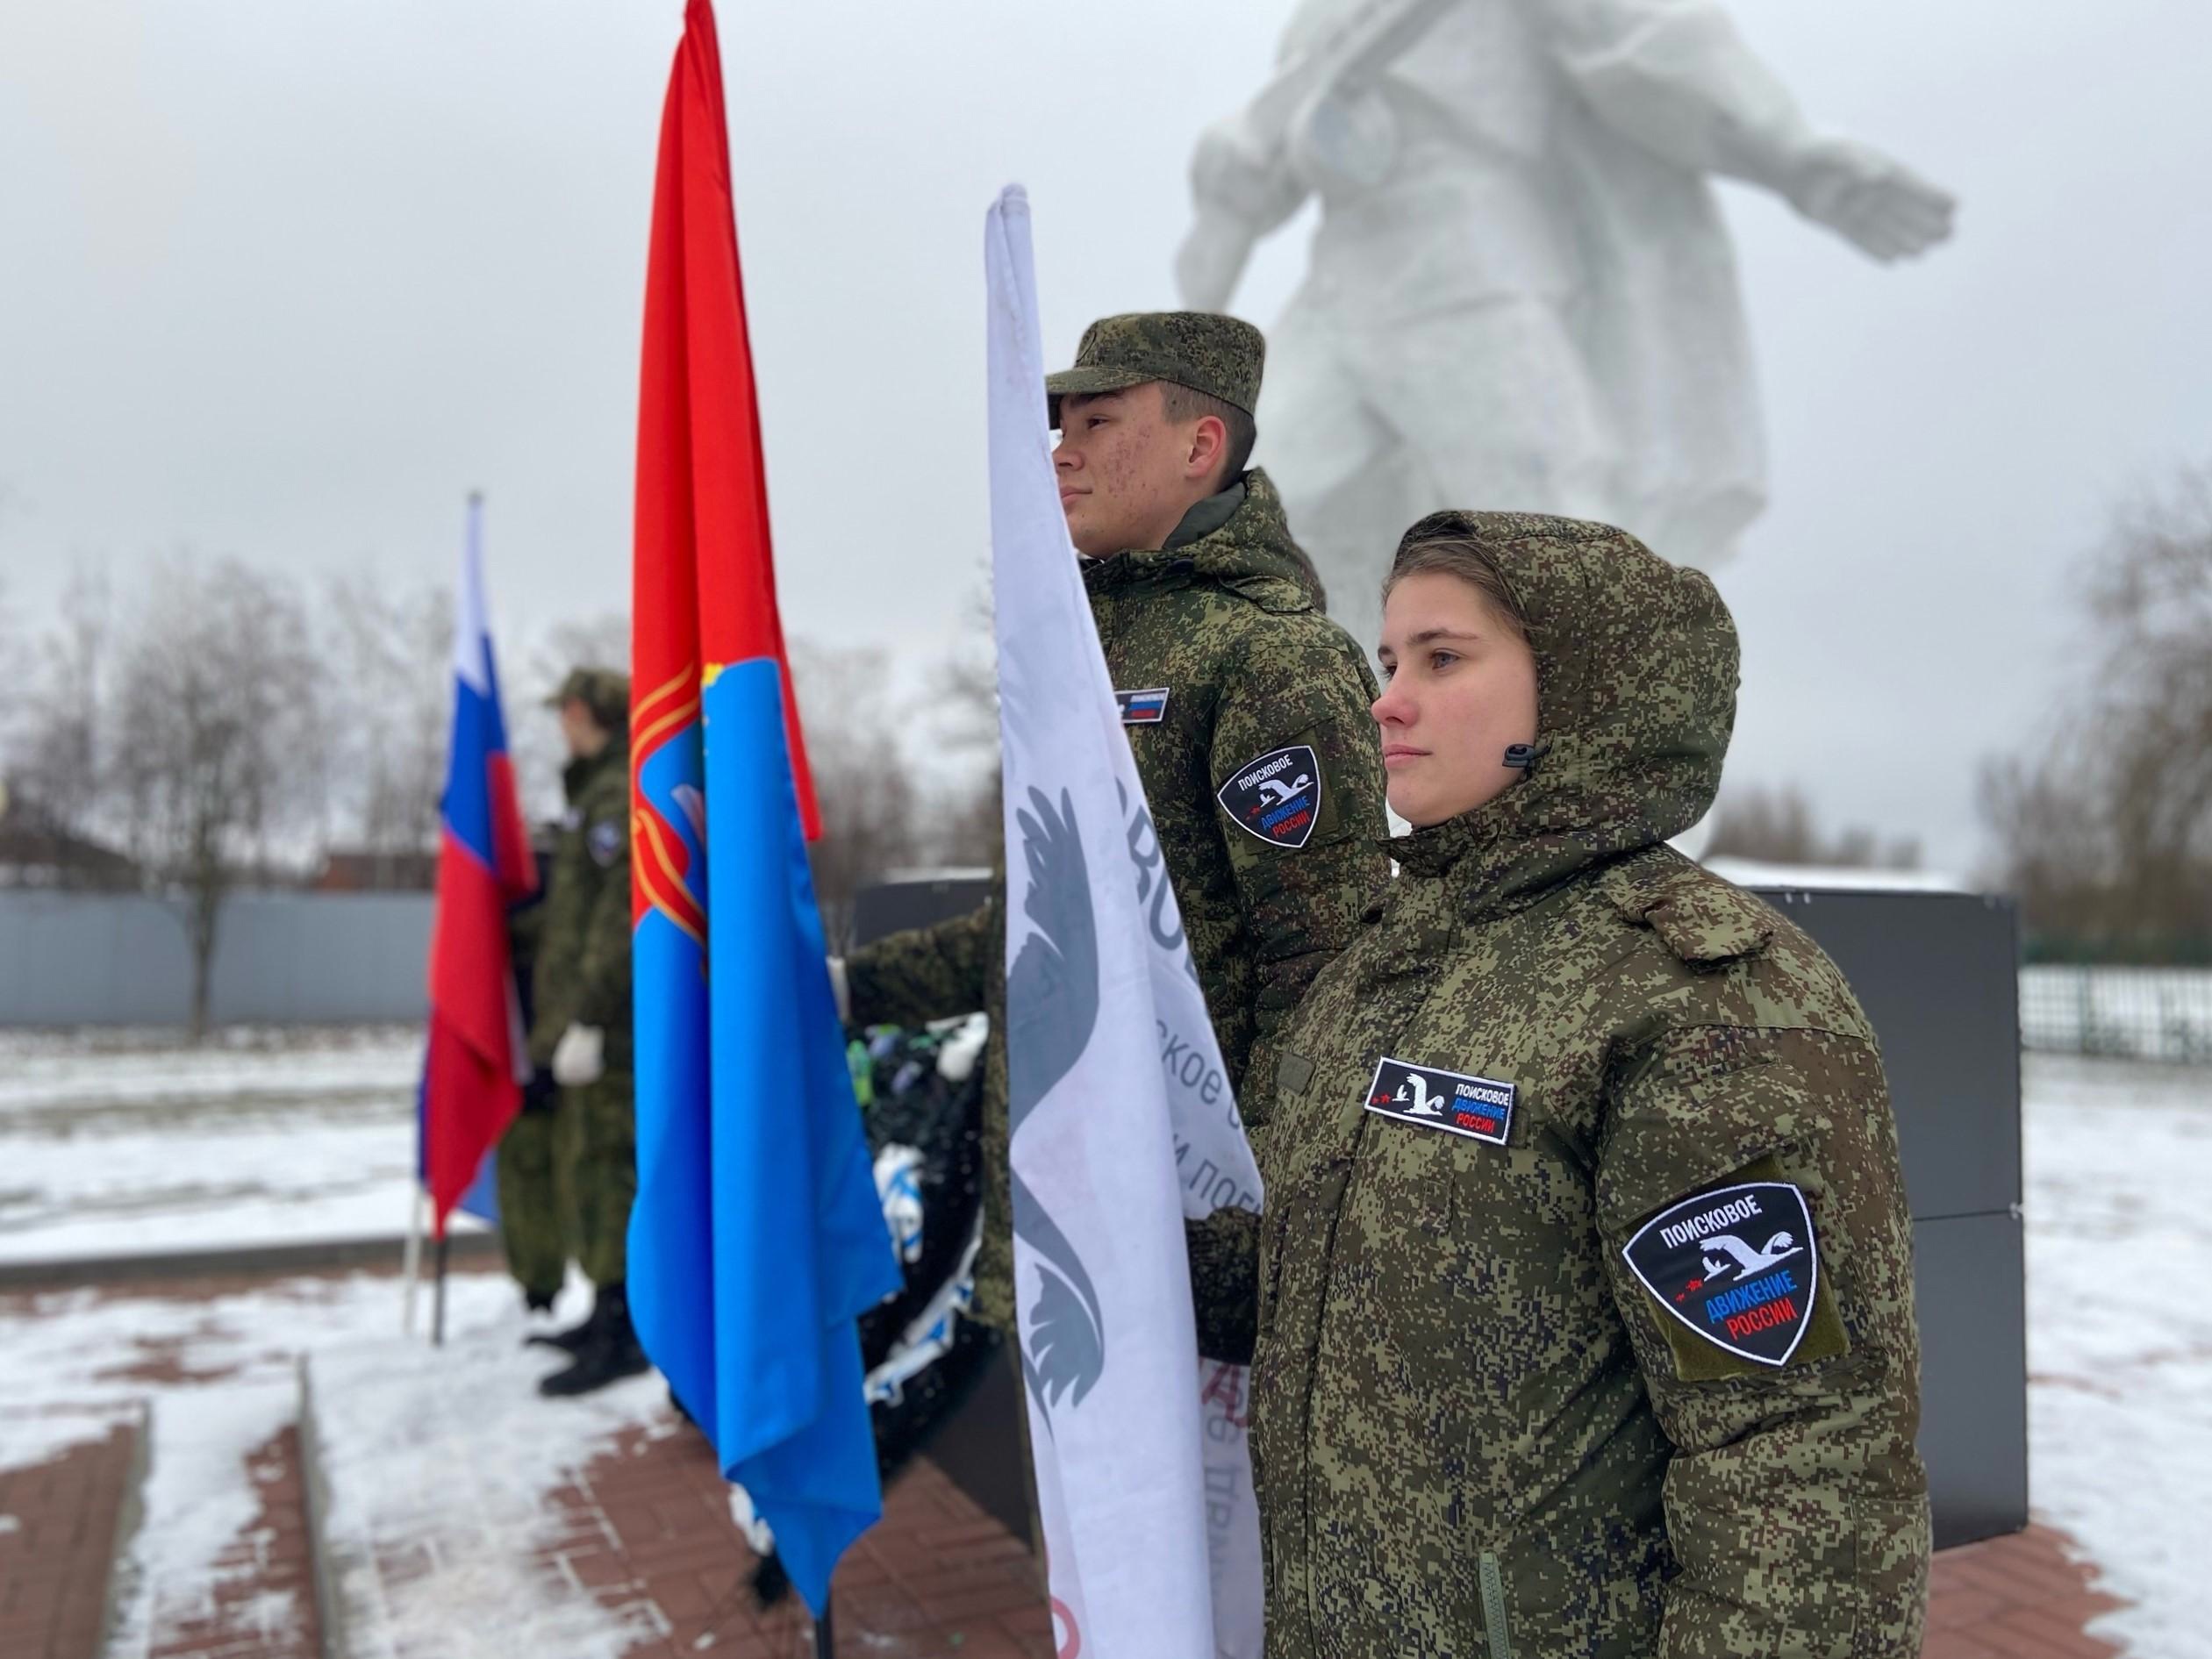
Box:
[1177,0,1957,659]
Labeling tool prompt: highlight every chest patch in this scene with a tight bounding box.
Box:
[1218,743,1320,849]
[1621,1182,1820,1368]
[587,819,623,868]
[1115,686,1170,725]
[1363,1056,1514,1146]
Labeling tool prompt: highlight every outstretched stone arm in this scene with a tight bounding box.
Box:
[1545,0,1955,260]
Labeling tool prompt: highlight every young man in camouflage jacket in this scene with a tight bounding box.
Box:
[841,313,1392,1341]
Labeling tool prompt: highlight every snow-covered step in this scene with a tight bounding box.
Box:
[301,1327,670,1659]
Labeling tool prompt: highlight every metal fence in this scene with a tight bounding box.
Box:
[2020,965,2212,1063]
[0,889,433,1026]
[7,887,2211,1063]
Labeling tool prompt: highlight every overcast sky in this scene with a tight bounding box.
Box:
[4,0,2208,875]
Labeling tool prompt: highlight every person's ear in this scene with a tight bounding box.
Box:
[1186,414,1227,482]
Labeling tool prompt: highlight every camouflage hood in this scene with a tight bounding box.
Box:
[1081,468,1321,609]
[1392,511,1739,911]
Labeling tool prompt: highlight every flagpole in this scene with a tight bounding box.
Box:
[401,1182,426,1336]
[433,1233,450,1348]
[812,1599,833,1659]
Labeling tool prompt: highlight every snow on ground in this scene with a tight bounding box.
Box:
[2023,1054,2212,1655]
[2,1031,2208,1651]
[0,1025,489,1262]
[0,1024,425,1112]
[0,1265,637,1656]
[313,1316,671,1657]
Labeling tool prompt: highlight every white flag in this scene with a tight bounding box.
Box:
[984,185,1265,1659]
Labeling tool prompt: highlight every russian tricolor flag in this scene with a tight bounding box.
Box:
[1117,685,1170,725]
[626,0,898,1617]
[421,495,537,1236]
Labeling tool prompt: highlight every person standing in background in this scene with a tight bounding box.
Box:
[527,668,648,1398]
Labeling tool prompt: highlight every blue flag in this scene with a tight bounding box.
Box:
[629,661,895,1613]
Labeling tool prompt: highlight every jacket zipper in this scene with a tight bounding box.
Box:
[1478,1551,1514,1659]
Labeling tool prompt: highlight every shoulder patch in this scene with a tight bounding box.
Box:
[587,819,623,867]
[1621,1155,1850,1380]
[1218,744,1321,849]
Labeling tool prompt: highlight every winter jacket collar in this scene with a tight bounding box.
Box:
[561,734,629,804]
[1163,480,1246,552]
[1081,469,1316,608]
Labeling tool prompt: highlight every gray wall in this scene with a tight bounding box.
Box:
[1753,886,2027,1549]
[872,877,2033,1555]
[0,890,433,1026]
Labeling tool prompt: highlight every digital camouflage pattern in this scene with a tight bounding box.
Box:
[527,731,634,1072]
[1245,512,1929,1657]
[555,1067,636,1286]
[497,867,567,1300]
[846,468,1390,1338]
[529,713,636,1287]
[1045,310,1265,422]
[496,1109,566,1298]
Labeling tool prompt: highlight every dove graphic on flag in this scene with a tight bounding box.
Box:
[984,184,1265,1659]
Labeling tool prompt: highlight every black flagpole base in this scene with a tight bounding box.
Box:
[812,1596,834,1658]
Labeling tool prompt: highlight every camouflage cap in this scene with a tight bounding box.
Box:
[544,666,630,729]
[1045,312,1263,426]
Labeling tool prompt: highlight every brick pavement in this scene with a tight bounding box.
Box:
[554,1422,2130,1659]
[0,1261,2141,1659]
[1923,1522,2127,1659]
[546,1427,1052,1659]
[143,1424,320,1659]
[0,1416,140,1659]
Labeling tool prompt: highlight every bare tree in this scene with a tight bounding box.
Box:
[11,564,113,841]
[1981,465,2212,954]
[319,574,452,859]
[1707,781,1921,870]
[108,557,323,1037]
[527,611,632,686]
[915,576,1002,870]
[790,639,931,949]
[1977,758,2111,940]
[0,577,18,693]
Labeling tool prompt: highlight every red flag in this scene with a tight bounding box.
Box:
[632,0,819,883]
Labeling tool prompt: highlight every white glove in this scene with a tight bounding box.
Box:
[550,1023,605,1088]
[727,1484,776,1555]
[935,1012,989,1083]
[829,955,851,1025]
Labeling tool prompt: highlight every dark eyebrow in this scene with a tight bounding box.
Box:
[1402,627,1483,647]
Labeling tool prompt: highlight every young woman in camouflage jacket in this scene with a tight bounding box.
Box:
[1245,512,1929,1657]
